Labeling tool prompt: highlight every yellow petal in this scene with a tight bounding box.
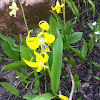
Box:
[26,37,40,50]
[59,95,69,100]
[39,21,49,30]
[37,32,44,37]
[51,0,64,14]
[36,65,44,72]
[44,65,49,70]
[34,51,44,62]
[42,52,49,63]
[26,30,40,50]
[23,59,38,68]
[44,33,55,44]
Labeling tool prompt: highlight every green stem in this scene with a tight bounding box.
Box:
[18,0,29,32]
[47,67,56,95]
[61,0,66,29]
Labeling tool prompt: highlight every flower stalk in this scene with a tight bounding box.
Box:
[19,0,29,32]
[61,0,66,29]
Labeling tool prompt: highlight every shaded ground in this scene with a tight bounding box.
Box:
[0,2,100,100]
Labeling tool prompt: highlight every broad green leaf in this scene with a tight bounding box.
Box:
[94,76,100,80]
[32,93,55,100]
[0,34,20,51]
[34,80,40,89]
[69,32,83,44]
[88,0,95,20]
[50,11,64,32]
[81,38,87,63]
[15,71,28,84]
[2,61,26,70]
[0,82,20,98]
[70,56,75,67]
[20,45,33,61]
[51,34,63,94]
[49,15,57,38]
[1,41,20,61]
[88,36,94,53]
[23,95,36,100]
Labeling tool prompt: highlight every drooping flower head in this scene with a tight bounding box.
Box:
[23,51,49,72]
[59,95,69,100]
[51,0,64,14]
[26,30,55,51]
[9,0,19,17]
[39,21,49,30]
[92,21,97,26]
[94,31,100,35]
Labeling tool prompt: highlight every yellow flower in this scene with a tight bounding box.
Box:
[26,30,55,50]
[9,1,19,17]
[59,95,69,100]
[23,51,49,72]
[39,21,49,30]
[51,0,64,14]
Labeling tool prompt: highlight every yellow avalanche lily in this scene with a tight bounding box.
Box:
[51,0,64,14]
[23,51,49,72]
[39,21,49,30]
[9,1,19,17]
[26,30,55,50]
[59,95,69,100]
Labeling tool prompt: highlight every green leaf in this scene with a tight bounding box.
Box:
[32,93,55,100]
[15,71,28,84]
[20,67,29,78]
[20,45,33,62]
[88,36,94,53]
[94,76,100,80]
[0,34,20,51]
[65,21,76,35]
[49,15,57,38]
[10,33,27,47]
[81,38,87,63]
[88,23,93,30]
[33,89,38,93]
[50,11,64,32]
[70,56,75,67]
[0,82,20,98]
[92,61,100,67]
[23,95,36,100]
[65,0,79,20]
[2,58,14,61]
[2,61,26,70]
[88,0,95,20]
[77,98,82,100]
[71,47,83,60]
[69,32,83,44]
[51,34,63,94]
[34,80,40,89]
[1,41,20,61]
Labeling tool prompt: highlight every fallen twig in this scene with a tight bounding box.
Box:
[65,64,75,100]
